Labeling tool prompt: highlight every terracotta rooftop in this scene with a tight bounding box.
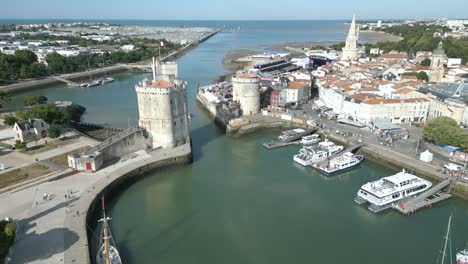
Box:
[150,80,173,88]
[393,87,414,94]
[288,81,308,89]
[401,75,418,80]
[349,93,379,101]
[380,53,408,60]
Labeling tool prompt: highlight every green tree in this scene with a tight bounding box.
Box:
[19,65,31,79]
[15,110,27,120]
[14,50,38,65]
[45,53,67,74]
[416,71,429,81]
[3,115,18,126]
[23,103,67,124]
[23,95,48,106]
[47,125,61,138]
[3,222,15,239]
[29,63,47,77]
[14,140,27,150]
[420,58,431,66]
[0,90,11,108]
[423,117,468,151]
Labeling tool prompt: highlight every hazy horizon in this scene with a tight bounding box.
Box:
[2,0,468,21]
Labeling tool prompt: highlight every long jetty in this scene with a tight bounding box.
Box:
[51,76,80,87]
[392,177,455,215]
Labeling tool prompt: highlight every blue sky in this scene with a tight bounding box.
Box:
[2,0,467,20]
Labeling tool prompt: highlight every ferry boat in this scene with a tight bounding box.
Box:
[301,134,320,145]
[458,246,468,264]
[354,170,432,212]
[293,145,344,166]
[96,196,122,264]
[277,128,306,141]
[314,152,364,175]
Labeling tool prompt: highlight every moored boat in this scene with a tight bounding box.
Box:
[100,77,115,85]
[314,152,363,175]
[96,196,122,264]
[87,79,102,87]
[301,134,320,145]
[458,247,468,264]
[293,144,343,166]
[278,128,306,141]
[318,138,335,149]
[354,169,432,212]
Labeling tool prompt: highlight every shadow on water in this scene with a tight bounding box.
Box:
[190,122,225,163]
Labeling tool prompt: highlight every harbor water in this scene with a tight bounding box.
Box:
[5,21,468,263]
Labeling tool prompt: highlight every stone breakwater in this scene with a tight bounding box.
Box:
[63,143,192,264]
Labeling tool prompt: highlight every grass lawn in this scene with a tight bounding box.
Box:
[46,146,91,167]
[21,137,78,155]
[0,163,56,189]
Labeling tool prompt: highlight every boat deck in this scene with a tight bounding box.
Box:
[263,128,317,149]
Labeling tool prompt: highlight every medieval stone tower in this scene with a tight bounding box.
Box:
[429,41,447,82]
[135,58,190,149]
[232,73,260,116]
[341,15,359,61]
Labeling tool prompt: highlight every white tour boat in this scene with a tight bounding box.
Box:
[278,128,306,141]
[354,170,432,212]
[318,138,335,149]
[301,134,320,145]
[293,145,344,166]
[314,152,364,175]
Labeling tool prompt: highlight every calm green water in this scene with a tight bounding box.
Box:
[6,21,468,263]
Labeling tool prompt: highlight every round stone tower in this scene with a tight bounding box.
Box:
[135,59,189,149]
[232,73,260,116]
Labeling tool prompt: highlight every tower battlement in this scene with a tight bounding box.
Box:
[135,58,190,149]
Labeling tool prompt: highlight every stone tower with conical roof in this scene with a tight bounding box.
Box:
[429,41,446,82]
[341,15,359,61]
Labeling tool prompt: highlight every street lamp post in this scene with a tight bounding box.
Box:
[415,137,420,157]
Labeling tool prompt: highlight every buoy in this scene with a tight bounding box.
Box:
[399,203,403,208]
[316,163,320,167]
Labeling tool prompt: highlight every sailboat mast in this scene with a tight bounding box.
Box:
[441,214,452,264]
[102,196,111,264]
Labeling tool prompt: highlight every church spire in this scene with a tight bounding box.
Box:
[342,14,359,60]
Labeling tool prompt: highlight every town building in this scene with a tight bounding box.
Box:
[13,119,49,142]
